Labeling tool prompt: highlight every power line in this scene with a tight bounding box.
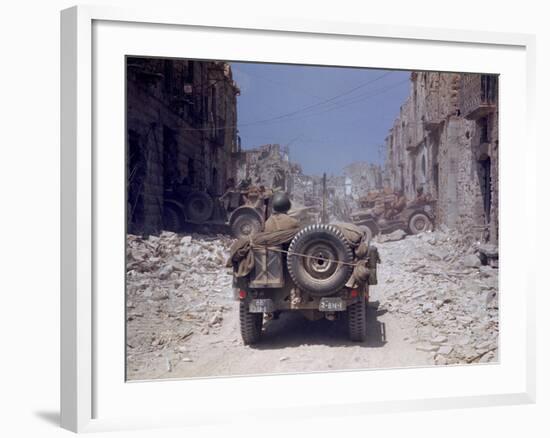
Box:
[240,77,410,126]
[239,71,394,126]
[176,73,407,132]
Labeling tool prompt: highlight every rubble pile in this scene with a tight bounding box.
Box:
[376,230,499,365]
[126,232,233,376]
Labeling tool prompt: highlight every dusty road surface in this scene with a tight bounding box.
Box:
[152,293,430,379]
[126,229,498,381]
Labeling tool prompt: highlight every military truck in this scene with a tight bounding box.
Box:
[231,224,379,344]
[164,187,319,239]
[163,187,268,239]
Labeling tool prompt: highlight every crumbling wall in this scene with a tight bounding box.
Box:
[126,58,240,235]
[384,72,499,243]
[234,144,295,192]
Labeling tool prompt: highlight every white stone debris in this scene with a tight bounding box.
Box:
[377,229,499,365]
[126,231,233,378]
[126,227,499,378]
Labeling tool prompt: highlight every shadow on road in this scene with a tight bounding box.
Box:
[252,301,387,350]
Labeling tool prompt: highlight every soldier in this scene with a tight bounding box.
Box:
[413,186,432,206]
[264,192,299,232]
[372,193,386,218]
[357,195,369,209]
[258,185,273,200]
[220,178,237,211]
[244,185,263,208]
[385,189,407,219]
[237,178,252,190]
[258,185,273,211]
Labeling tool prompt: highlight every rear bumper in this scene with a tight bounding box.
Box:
[239,286,368,312]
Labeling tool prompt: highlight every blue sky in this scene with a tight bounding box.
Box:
[231,62,411,176]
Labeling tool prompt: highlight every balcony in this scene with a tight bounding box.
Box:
[459,74,498,120]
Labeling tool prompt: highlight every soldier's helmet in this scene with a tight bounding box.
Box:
[272,191,292,213]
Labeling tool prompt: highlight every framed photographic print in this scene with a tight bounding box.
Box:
[61,5,536,433]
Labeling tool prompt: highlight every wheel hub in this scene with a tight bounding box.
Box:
[414,217,426,230]
[240,222,252,235]
[304,243,338,279]
[193,200,205,213]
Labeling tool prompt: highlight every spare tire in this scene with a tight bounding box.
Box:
[230,211,262,239]
[287,224,354,296]
[184,191,214,223]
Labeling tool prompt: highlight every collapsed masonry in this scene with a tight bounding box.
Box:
[233,144,298,193]
[384,72,499,245]
[233,144,383,220]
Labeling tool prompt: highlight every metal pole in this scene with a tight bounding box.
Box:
[322,172,327,224]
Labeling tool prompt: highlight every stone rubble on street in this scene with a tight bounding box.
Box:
[374,229,498,365]
[126,231,234,379]
[126,228,498,379]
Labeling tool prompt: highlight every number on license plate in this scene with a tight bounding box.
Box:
[319,298,345,311]
[249,299,272,313]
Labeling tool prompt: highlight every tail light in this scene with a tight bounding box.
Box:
[238,290,247,299]
[350,289,359,298]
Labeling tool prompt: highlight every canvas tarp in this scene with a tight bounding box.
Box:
[226,222,378,285]
[226,227,300,277]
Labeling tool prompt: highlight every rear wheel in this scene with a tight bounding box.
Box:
[348,298,367,342]
[184,191,214,223]
[408,212,433,234]
[239,301,263,345]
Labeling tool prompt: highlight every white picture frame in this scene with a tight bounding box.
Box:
[60,5,536,433]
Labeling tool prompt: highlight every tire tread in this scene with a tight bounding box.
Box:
[348,298,367,342]
[239,302,262,345]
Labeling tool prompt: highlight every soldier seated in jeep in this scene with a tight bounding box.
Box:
[264,191,300,232]
[226,192,380,345]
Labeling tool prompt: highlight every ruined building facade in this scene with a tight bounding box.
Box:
[234,144,297,193]
[342,162,384,206]
[234,143,317,208]
[127,57,240,234]
[235,144,384,216]
[385,72,498,244]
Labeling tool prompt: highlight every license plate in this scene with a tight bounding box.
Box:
[249,299,274,313]
[319,297,346,312]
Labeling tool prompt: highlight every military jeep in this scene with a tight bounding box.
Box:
[351,200,436,242]
[232,224,379,344]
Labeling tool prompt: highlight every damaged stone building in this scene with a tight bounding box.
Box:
[342,162,384,207]
[234,143,297,193]
[234,143,323,208]
[384,71,499,244]
[234,143,385,221]
[126,57,240,234]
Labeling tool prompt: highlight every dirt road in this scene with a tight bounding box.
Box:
[155,290,430,380]
[126,229,498,381]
